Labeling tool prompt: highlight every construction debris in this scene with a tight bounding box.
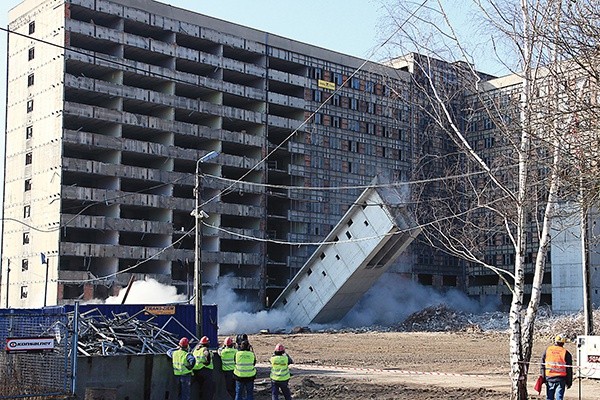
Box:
[397,305,471,332]
[67,307,186,356]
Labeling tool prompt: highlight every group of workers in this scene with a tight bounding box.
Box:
[172,330,573,400]
[169,333,293,400]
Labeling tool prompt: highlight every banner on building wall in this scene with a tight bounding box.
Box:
[318,80,336,90]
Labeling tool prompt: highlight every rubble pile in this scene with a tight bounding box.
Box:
[396,305,471,332]
[535,309,600,341]
[70,307,183,356]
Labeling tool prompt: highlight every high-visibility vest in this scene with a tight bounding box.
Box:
[545,345,567,378]
[193,346,214,370]
[234,350,256,378]
[270,354,290,381]
[220,347,237,371]
[172,349,193,376]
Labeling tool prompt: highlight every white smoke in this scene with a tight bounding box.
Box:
[103,278,187,304]
[340,273,499,327]
[88,273,498,334]
[204,276,291,335]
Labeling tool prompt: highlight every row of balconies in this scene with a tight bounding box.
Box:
[66,18,306,88]
[70,0,268,55]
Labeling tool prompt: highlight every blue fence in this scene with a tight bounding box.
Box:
[63,303,218,347]
[0,307,73,399]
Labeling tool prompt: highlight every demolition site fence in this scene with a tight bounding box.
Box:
[0,307,75,399]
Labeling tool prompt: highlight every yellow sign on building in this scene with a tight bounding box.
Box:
[318,80,336,90]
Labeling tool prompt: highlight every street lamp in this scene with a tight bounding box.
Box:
[193,151,219,339]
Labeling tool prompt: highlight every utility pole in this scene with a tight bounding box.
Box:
[43,254,49,307]
[194,151,219,339]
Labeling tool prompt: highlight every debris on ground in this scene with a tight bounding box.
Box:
[396,305,471,332]
[67,307,184,356]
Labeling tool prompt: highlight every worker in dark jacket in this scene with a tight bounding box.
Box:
[270,343,294,400]
[540,334,573,400]
[167,337,195,400]
[192,336,214,400]
[233,340,256,400]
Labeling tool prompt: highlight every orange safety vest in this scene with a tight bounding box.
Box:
[545,345,567,378]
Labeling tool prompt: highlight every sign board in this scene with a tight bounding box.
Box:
[144,305,176,315]
[318,80,336,90]
[577,336,600,379]
[6,337,55,353]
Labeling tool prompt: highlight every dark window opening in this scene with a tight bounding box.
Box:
[28,47,35,60]
[27,74,34,87]
[28,21,35,34]
[26,125,33,139]
[24,179,32,191]
[25,152,32,165]
[345,231,352,239]
[23,232,30,244]
[21,259,28,272]
[27,99,33,113]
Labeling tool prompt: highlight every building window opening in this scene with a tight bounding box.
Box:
[28,47,35,61]
[25,152,32,165]
[20,286,28,299]
[24,179,32,191]
[26,125,33,139]
[21,259,29,272]
[27,99,33,113]
[23,205,31,218]
[28,21,35,34]
[23,232,30,244]
[27,73,34,87]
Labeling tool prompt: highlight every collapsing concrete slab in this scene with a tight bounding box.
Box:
[271,185,421,326]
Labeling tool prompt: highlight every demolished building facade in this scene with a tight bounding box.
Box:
[3,0,594,313]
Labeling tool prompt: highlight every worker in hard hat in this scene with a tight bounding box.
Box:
[167,337,195,400]
[233,340,256,400]
[270,343,294,400]
[192,336,214,400]
[218,337,237,399]
[540,334,573,400]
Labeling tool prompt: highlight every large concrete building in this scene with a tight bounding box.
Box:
[1,0,424,308]
[2,0,595,313]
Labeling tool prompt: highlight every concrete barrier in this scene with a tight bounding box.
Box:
[75,352,231,400]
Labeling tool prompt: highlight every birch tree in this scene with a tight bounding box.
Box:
[379,0,591,398]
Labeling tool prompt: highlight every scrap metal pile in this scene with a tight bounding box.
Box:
[69,307,188,356]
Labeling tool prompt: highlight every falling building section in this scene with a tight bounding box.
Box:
[271,184,421,326]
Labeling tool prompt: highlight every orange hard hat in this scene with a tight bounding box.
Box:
[179,337,189,348]
[200,336,210,345]
[224,337,234,346]
[274,343,285,352]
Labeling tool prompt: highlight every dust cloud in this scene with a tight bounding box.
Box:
[102,278,188,304]
[93,274,498,334]
[341,273,499,327]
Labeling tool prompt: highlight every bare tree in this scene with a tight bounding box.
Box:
[379,0,596,398]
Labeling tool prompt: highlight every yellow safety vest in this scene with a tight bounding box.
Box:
[193,346,214,370]
[220,347,237,371]
[172,349,193,376]
[234,350,256,378]
[270,354,290,381]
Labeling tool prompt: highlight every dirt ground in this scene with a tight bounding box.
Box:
[232,331,600,399]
